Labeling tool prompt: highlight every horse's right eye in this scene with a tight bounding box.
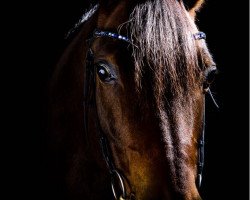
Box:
[203,66,218,91]
[96,63,116,83]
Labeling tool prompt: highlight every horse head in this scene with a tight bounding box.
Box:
[49,0,217,199]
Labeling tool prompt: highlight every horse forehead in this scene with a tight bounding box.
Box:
[98,2,133,28]
[93,39,125,59]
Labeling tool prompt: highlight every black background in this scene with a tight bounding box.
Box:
[7,0,248,199]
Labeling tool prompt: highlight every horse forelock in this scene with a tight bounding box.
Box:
[126,0,206,109]
[124,2,207,192]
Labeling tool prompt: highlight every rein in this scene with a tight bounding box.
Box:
[83,29,208,200]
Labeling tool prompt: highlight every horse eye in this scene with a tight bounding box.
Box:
[203,66,217,91]
[96,63,116,83]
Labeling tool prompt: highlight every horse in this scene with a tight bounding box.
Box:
[47,0,217,199]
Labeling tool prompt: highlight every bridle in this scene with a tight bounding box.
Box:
[84,30,131,200]
[83,29,210,200]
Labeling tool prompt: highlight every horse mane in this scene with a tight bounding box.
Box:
[80,4,99,24]
[127,0,204,107]
[66,4,99,38]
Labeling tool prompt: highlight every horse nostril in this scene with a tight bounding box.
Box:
[129,193,136,200]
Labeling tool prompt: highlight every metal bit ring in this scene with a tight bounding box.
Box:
[111,169,126,200]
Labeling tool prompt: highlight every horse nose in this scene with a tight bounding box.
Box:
[160,185,203,200]
[157,193,202,200]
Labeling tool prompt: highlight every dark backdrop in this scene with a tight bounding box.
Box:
[9,1,248,199]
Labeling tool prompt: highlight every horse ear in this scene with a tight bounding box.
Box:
[182,0,204,17]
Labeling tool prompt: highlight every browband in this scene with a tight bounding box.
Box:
[93,29,206,43]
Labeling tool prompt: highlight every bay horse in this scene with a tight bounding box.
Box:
[48,0,217,199]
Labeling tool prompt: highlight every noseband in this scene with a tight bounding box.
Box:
[84,29,207,200]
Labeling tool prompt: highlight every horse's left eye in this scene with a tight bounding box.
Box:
[203,66,218,91]
[96,63,116,83]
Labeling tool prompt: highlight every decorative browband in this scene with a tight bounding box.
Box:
[94,29,206,43]
[193,32,206,40]
[94,29,130,43]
